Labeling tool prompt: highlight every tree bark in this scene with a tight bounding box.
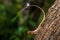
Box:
[34,0,60,40]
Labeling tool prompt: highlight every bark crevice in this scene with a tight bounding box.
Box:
[34,0,60,40]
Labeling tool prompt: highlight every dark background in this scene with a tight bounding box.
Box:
[0,0,55,40]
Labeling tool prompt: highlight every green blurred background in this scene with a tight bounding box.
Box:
[0,0,55,40]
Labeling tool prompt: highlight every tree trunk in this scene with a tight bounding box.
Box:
[34,0,60,40]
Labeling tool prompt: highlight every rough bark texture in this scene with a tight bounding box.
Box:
[34,0,60,40]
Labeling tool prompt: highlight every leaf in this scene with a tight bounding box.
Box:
[29,20,36,28]
[15,25,28,35]
[0,4,5,11]
[11,11,21,22]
